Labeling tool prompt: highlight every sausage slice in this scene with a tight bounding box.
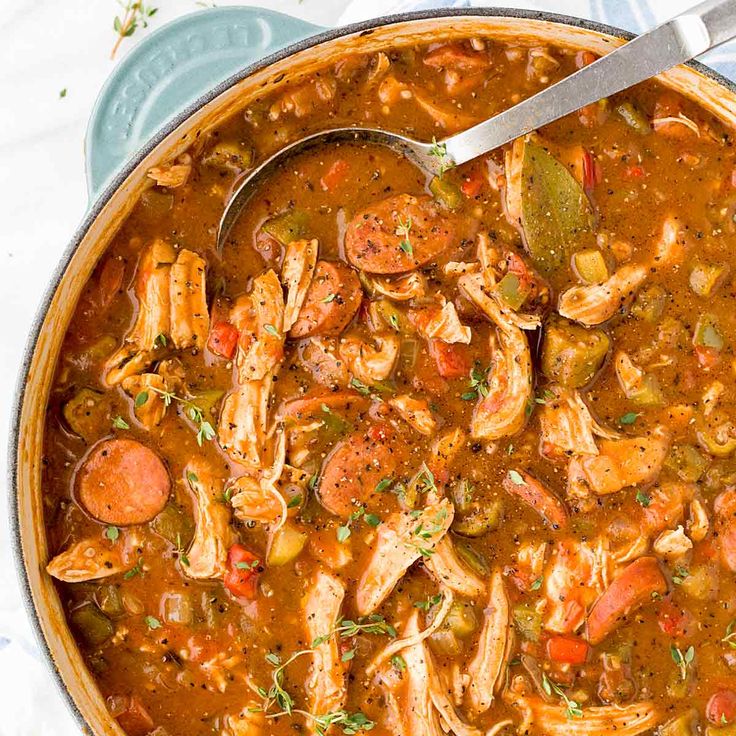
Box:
[318,425,401,518]
[289,260,361,338]
[76,439,170,525]
[345,193,455,274]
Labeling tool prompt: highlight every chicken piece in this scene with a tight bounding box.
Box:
[688,497,709,542]
[170,249,209,350]
[466,571,514,714]
[412,301,472,344]
[543,538,613,634]
[297,337,350,388]
[268,77,336,120]
[282,239,318,332]
[147,154,192,188]
[652,526,692,560]
[304,569,347,719]
[105,239,175,385]
[371,272,427,301]
[424,537,485,599]
[506,684,660,736]
[652,215,687,268]
[46,531,141,582]
[458,273,539,441]
[355,498,454,615]
[427,427,466,479]
[218,373,275,470]
[184,458,234,579]
[228,432,288,527]
[388,395,437,436]
[236,270,285,384]
[567,426,670,499]
[221,707,265,736]
[508,541,548,591]
[539,386,618,457]
[558,263,647,326]
[338,333,399,386]
[641,482,695,537]
[122,373,168,429]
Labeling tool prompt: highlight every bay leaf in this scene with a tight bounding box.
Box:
[513,138,594,273]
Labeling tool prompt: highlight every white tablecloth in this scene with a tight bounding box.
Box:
[1,1,734,733]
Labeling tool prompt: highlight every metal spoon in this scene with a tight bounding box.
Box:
[218,0,736,248]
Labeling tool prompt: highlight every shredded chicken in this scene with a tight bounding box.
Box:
[558,263,647,325]
[466,571,514,714]
[355,498,454,615]
[304,569,347,720]
[539,386,618,457]
[568,426,671,500]
[506,682,660,736]
[46,531,141,582]
[339,333,399,386]
[170,249,209,350]
[184,458,234,579]
[105,240,175,385]
[147,154,192,188]
[458,272,538,440]
[218,373,275,470]
[389,395,437,436]
[653,525,692,560]
[236,270,286,383]
[282,239,318,332]
[543,538,613,634]
[414,300,472,344]
[122,373,168,429]
[371,271,427,301]
[424,537,485,599]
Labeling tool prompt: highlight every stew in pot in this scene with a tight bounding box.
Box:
[43,35,736,736]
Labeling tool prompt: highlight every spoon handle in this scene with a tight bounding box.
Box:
[444,0,736,165]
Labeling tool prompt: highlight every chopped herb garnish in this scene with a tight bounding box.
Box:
[395,216,413,256]
[112,415,130,430]
[364,513,381,527]
[187,470,199,487]
[413,593,442,611]
[670,644,695,680]
[722,620,736,649]
[375,478,393,493]
[134,391,149,407]
[176,533,190,567]
[144,615,162,630]
[154,332,167,348]
[264,323,280,337]
[390,654,407,671]
[672,567,690,585]
[635,490,651,507]
[308,474,318,491]
[462,362,490,401]
[148,387,216,446]
[312,614,397,647]
[619,412,640,425]
[111,2,159,59]
[124,558,144,579]
[429,136,455,177]
[341,648,356,662]
[321,293,336,303]
[507,469,526,486]
[105,526,120,542]
[59,88,67,99]
[349,377,371,396]
[311,710,375,735]
[287,494,302,509]
[542,674,583,720]
[530,577,543,591]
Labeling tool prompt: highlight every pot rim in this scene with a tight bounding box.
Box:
[9,6,736,732]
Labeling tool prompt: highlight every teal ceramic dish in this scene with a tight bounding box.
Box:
[10,7,736,734]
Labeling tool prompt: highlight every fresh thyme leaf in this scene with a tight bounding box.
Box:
[390,654,406,671]
[395,216,413,256]
[349,377,371,396]
[337,525,351,543]
[112,415,130,430]
[287,494,302,509]
[134,391,149,407]
[375,478,393,493]
[264,323,280,337]
[507,469,526,486]
[145,615,162,630]
[670,644,695,680]
[635,490,651,507]
[187,471,199,487]
[619,412,640,425]
[59,88,67,99]
[154,332,167,348]
[124,558,144,579]
[413,593,442,611]
[672,567,690,585]
[111,2,159,59]
[105,526,120,542]
[321,293,336,303]
[429,136,455,177]
[530,577,543,591]
[542,674,583,719]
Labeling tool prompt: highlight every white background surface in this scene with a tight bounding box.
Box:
[2,0,734,733]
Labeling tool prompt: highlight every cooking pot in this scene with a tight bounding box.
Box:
[9,6,736,734]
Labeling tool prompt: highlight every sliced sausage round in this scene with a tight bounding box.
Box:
[317,425,401,518]
[289,260,362,338]
[76,439,170,525]
[345,194,455,274]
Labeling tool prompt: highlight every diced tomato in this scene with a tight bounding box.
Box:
[116,695,154,736]
[428,339,470,379]
[624,165,645,180]
[656,598,692,638]
[367,423,394,443]
[695,345,720,369]
[223,544,261,599]
[460,167,485,198]
[320,159,350,191]
[546,634,589,665]
[575,50,597,69]
[706,689,736,725]
[208,320,239,359]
